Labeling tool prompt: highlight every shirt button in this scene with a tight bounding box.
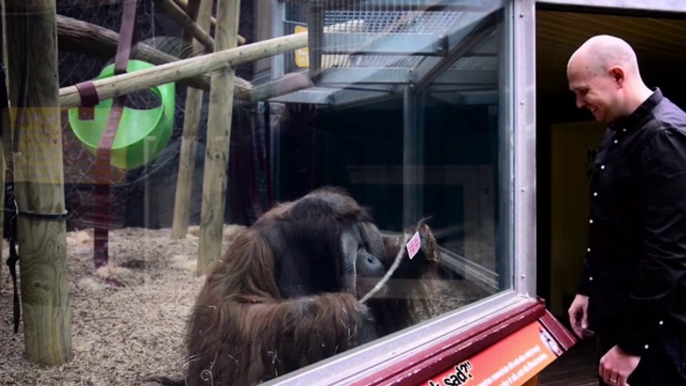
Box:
[589,276,594,281]
[587,248,591,252]
[623,128,627,132]
[601,165,605,169]
[659,321,664,325]
[593,192,598,196]
[645,344,650,350]
[589,219,594,224]
[614,139,618,144]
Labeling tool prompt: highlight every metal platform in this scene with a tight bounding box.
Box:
[266,0,505,108]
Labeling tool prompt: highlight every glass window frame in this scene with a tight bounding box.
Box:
[258,0,686,385]
[258,0,535,385]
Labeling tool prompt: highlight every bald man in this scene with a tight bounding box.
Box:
[567,34,686,386]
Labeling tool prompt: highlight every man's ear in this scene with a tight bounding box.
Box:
[609,67,625,85]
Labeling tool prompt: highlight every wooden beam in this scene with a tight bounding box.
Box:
[55,14,253,95]
[155,0,216,51]
[172,0,247,45]
[197,0,241,275]
[172,0,214,239]
[2,0,72,366]
[58,19,365,109]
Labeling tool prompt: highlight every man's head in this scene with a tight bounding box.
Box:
[567,34,652,124]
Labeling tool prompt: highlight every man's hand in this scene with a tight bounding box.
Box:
[599,346,641,386]
[568,294,594,339]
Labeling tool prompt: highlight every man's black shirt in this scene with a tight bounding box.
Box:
[577,88,686,355]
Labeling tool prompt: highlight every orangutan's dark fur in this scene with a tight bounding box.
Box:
[149,186,440,386]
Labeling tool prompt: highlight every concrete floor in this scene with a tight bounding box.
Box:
[539,338,598,386]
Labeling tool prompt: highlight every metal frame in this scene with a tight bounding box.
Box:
[271,0,286,81]
[319,68,414,85]
[309,65,499,87]
[271,0,504,106]
[268,85,400,106]
[513,0,536,298]
[321,0,507,10]
[259,1,523,385]
[536,0,686,13]
[269,0,287,202]
[432,69,498,85]
[322,33,448,56]
[263,291,525,386]
[402,85,424,228]
[412,12,498,89]
[496,0,514,292]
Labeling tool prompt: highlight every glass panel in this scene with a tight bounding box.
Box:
[0,0,512,384]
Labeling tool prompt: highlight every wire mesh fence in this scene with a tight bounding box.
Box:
[52,0,267,232]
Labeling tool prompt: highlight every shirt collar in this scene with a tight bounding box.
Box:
[609,87,662,132]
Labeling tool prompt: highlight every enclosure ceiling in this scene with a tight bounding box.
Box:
[271,4,503,107]
[536,9,686,107]
[281,8,686,108]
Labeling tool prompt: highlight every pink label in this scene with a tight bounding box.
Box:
[406,231,421,260]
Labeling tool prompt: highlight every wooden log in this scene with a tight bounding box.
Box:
[2,0,72,366]
[172,0,214,239]
[55,14,253,95]
[172,0,246,45]
[196,0,241,275]
[155,0,215,52]
[58,19,365,109]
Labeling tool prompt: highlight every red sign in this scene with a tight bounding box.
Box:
[421,321,562,386]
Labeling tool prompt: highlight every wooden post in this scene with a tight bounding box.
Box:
[0,90,10,291]
[0,35,7,286]
[155,0,216,52]
[171,0,246,45]
[172,0,214,239]
[197,0,241,275]
[2,0,72,366]
[0,128,4,287]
